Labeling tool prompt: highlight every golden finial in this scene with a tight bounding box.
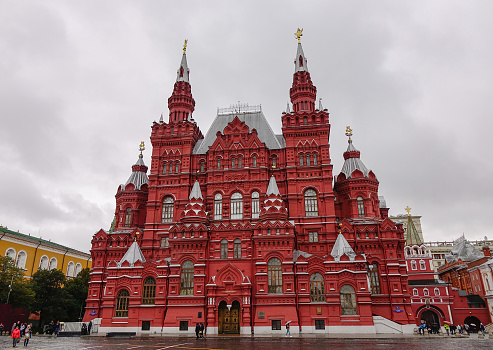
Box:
[294,28,303,43]
[139,141,145,155]
[183,39,188,54]
[405,206,411,216]
[345,126,353,140]
[134,232,140,242]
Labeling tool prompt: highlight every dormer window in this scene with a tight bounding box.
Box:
[299,55,303,67]
[179,66,184,78]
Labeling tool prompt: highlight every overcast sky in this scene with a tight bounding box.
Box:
[1,1,492,253]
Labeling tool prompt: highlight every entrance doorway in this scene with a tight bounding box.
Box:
[464,316,481,333]
[420,309,440,333]
[218,300,240,334]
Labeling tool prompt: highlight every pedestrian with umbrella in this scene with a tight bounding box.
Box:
[285,321,292,337]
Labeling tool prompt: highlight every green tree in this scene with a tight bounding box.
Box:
[64,268,91,321]
[30,269,69,325]
[0,255,34,309]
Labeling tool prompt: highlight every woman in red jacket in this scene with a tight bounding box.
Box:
[11,326,21,347]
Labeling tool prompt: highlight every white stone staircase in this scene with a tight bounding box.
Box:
[373,316,415,334]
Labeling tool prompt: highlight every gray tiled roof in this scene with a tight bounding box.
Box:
[193,110,283,154]
[121,154,149,191]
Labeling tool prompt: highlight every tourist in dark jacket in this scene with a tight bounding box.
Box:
[195,323,200,339]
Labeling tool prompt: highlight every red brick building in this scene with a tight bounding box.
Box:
[405,217,491,331]
[83,35,416,335]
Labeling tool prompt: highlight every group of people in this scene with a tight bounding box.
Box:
[419,320,486,336]
[81,321,93,335]
[9,321,32,347]
[195,323,205,339]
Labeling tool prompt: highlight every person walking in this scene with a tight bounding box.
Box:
[195,323,200,340]
[11,326,21,348]
[480,322,485,336]
[464,323,470,336]
[88,320,92,335]
[24,324,32,347]
[0,322,4,335]
[199,323,205,338]
[444,323,449,336]
[285,322,291,337]
[54,321,60,337]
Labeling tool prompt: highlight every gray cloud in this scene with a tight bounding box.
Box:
[1,1,492,252]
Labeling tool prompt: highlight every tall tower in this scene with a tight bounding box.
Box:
[168,40,195,123]
[281,29,335,254]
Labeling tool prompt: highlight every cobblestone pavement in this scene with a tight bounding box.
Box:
[1,335,492,350]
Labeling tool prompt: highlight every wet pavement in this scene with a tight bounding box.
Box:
[1,335,492,350]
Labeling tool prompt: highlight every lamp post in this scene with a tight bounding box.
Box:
[6,275,14,304]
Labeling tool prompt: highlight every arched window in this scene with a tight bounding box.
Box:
[163,163,167,174]
[419,260,426,270]
[310,273,325,302]
[115,289,130,317]
[313,154,318,165]
[357,197,365,217]
[39,256,49,270]
[75,263,82,276]
[175,162,180,173]
[304,189,318,217]
[162,196,174,223]
[49,258,58,270]
[66,261,75,277]
[231,158,236,169]
[251,191,260,219]
[16,251,27,270]
[411,260,417,270]
[340,285,357,315]
[238,156,242,168]
[230,192,243,220]
[423,288,429,296]
[125,208,132,227]
[217,158,221,170]
[299,155,304,166]
[221,239,228,259]
[434,288,440,296]
[299,55,303,67]
[214,193,223,220]
[234,238,241,259]
[200,160,205,173]
[252,155,257,167]
[304,116,307,125]
[5,248,16,260]
[180,260,194,295]
[272,156,277,168]
[413,288,418,296]
[268,257,282,294]
[142,277,156,305]
[367,263,381,294]
[306,154,311,166]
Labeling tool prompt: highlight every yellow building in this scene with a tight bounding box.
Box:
[0,226,91,278]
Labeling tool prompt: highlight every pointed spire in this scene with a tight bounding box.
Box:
[339,127,372,180]
[318,98,323,111]
[405,207,423,246]
[295,41,308,73]
[266,175,280,196]
[120,143,149,191]
[331,233,356,261]
[168,40,195,123]
[159,113,163,123]
[176,49,190,83]
[189,180,203,200]
[118,240,146,267]
[286,102,291,113]
[259,176,288,220]
[181,180,208,223]
[290,29,316,112]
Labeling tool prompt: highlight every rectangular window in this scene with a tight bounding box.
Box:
[160,237,169,248]
[309,232,318,242]
[179,321,189,331]
[271,320,281,330]
[315,319,325,330]
[252,196,260,219]
[142,321,150,331]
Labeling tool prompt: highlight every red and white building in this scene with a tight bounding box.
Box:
[83,34,416,335]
